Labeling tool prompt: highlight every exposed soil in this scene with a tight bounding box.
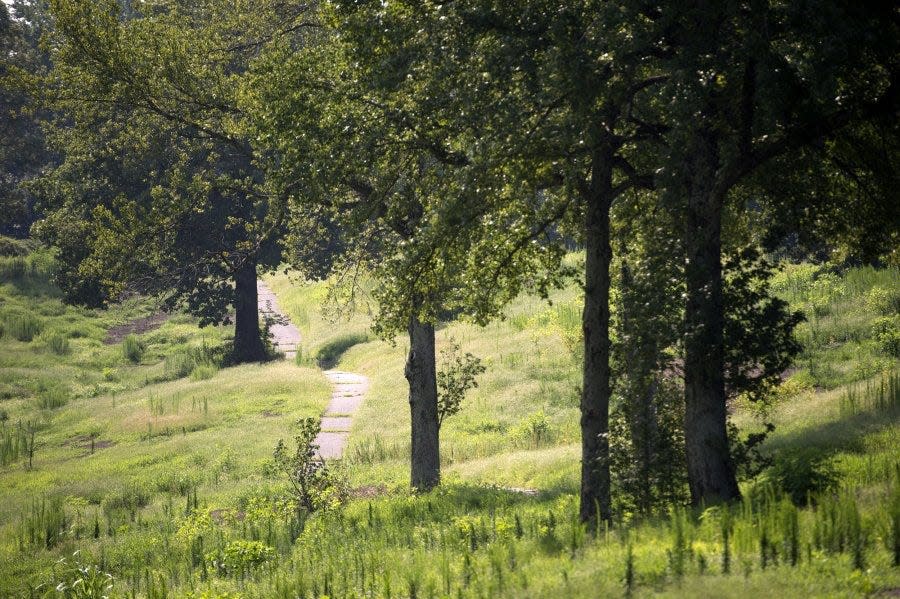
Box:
[104,312,168,344]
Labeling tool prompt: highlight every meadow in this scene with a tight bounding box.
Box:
[0,246,898,597]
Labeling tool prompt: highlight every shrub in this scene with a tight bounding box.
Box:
[512,410,553,448]
[873,316,900,358]
[121,334,144,363]
[768,448,838,505]
[436,340,485,429]
[2,312,43,342]
[866,286,900,316]
[206,540,275,578]
[272,418,349,515]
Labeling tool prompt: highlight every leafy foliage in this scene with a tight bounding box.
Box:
[272,418,348,515]
[723,247,805,403]
[436,340,485,429]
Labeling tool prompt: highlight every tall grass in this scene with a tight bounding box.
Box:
[122,334,145,363]
[41,329,71,355]
[1,312,43,342]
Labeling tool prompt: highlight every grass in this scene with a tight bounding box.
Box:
[0,255,895,596]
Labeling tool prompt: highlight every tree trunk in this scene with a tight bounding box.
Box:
[232,258,267,364]
[580,150,613,525]
[682,131,740,505]
[405,313,440,491]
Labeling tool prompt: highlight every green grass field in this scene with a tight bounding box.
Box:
[0,250,897,597]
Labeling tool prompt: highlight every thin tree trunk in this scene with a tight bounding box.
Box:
[682,131,740,505]
[580,150,613,524]
[232,258,267,364]
[405,312,440,491]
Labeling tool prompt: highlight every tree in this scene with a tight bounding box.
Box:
[36,0,316,361]
[655,0,898,504]
[0,0,51,237]
[246,15,477,489]
[318,1,668,524]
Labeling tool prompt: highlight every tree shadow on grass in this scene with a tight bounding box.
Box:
[316,333,372,369]
[765,402,900,457]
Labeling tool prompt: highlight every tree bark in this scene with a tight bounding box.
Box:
[682,131,740,505]
[580,150,613,524]
[232,258,267,364]
[405,312,440,491]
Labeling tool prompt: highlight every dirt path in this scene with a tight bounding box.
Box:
[257,280,368,460]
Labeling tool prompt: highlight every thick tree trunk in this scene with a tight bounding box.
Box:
[682,132,740,505]
[580,151,613,525]
[405,313,440,491]
[232,258,267,364]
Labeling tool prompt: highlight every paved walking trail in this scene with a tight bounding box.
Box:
[257,280,368,459]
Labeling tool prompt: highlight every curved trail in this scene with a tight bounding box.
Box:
[257,280,368,459]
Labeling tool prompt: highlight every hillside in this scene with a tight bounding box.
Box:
[0,249,898,597]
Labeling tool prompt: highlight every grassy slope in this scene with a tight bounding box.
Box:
[0,250,895,597]
[0,255,330,595]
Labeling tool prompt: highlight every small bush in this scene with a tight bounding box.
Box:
[206,540,275,578]
[866,286,900,316]
[272,418,349,515]
[768,448,838,505]
[512,410,554,448]
[121,334,144,363]
[437,340,485,429]
[2,312,43,342]
[873,316,900,358]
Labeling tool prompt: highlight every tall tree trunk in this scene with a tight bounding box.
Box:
[232,258,267,364]
[405,312,440,491]
[682,131,740,505]
[580,150,613,524]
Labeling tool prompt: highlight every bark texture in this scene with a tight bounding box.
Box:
[233,258,267,364]
[405,314,440,491]
[682,131,740,505]
[580,150,613,524]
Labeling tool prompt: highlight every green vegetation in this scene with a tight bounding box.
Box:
[0,250,897,597]
[1,0,897,596]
